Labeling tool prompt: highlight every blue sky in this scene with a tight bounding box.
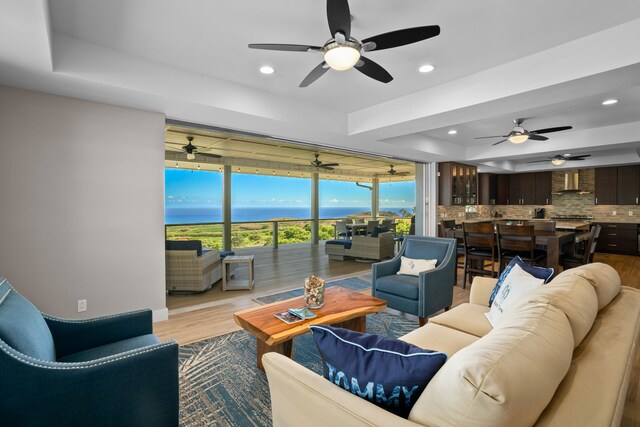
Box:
[165,169,415,208]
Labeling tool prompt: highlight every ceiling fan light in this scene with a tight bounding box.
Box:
[508,134,529,144]
[551,158,566,166]
[186,153,196,160]
[324,46,361,71]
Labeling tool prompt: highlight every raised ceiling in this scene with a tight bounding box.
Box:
[2,0,640,173]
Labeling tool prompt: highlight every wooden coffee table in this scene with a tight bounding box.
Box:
[233,286,387,371]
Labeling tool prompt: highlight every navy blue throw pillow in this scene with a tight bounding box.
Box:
[371,226,389,238]
[310,325,447,418]
[488,255,554,306]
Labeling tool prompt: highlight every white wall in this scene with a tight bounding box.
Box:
[0,85,168,321]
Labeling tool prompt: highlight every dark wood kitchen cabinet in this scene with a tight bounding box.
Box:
[509,173,536,205]
[496,174,510,205]
[594,222,638,255]
[438,162,478,205]
[479,173,498,205]
[595,167,618,205]
[616,165,640,205]
[534,172,552,205]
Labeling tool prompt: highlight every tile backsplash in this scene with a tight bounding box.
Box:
[438,168,640,223]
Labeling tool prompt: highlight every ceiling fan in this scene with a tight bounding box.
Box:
[526,154,591,166]
[311,154,339,170]
[166,136,222,161]
[387,165,410,176]
[475,118,572,146]
[248,0,440,87]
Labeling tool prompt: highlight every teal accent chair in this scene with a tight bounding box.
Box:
[372,236,457,326]
[0,277,179,426]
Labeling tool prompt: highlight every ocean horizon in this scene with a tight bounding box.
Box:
[165,206,410,224]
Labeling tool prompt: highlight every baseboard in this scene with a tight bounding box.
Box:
[153,307,169,322]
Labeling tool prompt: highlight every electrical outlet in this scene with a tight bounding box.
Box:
[629,211,634,216]
[77,299,87,312]
[612,211,617,216]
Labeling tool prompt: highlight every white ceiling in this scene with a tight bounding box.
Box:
[2,0,640,172]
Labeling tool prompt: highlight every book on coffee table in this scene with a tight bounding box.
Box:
[287,307,317,320]
[274,311,305,324]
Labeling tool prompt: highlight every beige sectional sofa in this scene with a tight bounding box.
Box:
[263,263,640,426]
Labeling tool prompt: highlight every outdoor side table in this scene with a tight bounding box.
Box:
[222,255,255,291]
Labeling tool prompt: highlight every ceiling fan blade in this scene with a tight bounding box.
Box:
[327,0,351,39]
[355,57,393,83]
[361,25,441,52]
[492,139,508,146]
[196,153,222,159]
[248,43,321,52]
[526,159,552,164]
[530,126,572,134]
[528,134,549,141]
[566,155,591,161]
[321,166,335,170]
[474,135,508,139]
[299,62,330,87]
[321,163,339,167]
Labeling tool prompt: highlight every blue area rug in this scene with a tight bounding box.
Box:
[178,281,417,426]
[252,275,371,305]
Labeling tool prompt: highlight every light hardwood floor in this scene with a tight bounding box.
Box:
[153,248,640,425]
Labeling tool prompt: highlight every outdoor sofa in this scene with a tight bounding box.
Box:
[263,263,640,426]
[324,231,394,261]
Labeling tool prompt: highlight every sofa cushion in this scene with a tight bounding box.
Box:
[506,272,598,348]
[58,333,160,363]
[325,239,352,249]
[219,250,235,259]
[410,302,574,427]
[165,240,203,256]
[429,303,492,337]
[534,287,640,426]
[375,274,418,300]
[400,323,480,357]
[556,263,621,310]
[397,257,437,276]
[0,278,56,361]
[310,325,447,418]
[489,255,554,306]
[370,226,388,238]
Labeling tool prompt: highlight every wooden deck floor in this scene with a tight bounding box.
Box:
[154,249,640,425]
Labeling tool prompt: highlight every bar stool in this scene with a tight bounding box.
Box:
[496,224,546,274]
[561,225,601,269]
[439,221,464,286]
[462,222,497,289]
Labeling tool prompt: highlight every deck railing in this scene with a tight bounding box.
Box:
[165,217,411,250]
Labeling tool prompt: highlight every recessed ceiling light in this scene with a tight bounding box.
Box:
[259,66,275,75]
[602,99,618,105]
[447,129,457,135]
[418,64,435,73]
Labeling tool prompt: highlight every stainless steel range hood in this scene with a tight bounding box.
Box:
[556,170,590,194]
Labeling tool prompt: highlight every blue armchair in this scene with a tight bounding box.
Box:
[372,236,457,326]
[0,277,179,426]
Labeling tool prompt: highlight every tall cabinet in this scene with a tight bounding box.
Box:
[438,162,478,205]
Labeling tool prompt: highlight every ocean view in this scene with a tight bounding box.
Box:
[165,207,408,224]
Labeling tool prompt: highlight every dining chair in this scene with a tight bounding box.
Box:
[354,218,365,224]
[335,221,352,239]
[439,220,464,286]
[525,221,556,231]
[381,218,393,230]
[561,224,601,269]
[344,218,354,224]
[496,224,546,274]
[462,222,497,289]
[366,220,380,236]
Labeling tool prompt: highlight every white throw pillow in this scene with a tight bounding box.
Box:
[485,263,544,327]
[397,257,437,276]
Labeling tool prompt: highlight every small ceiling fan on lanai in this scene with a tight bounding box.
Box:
[248,0,441,87]
[165,136,222,161]
[311,154,339,170]
[475,118,572,146]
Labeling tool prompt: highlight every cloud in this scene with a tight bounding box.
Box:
[330,198,339,203]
